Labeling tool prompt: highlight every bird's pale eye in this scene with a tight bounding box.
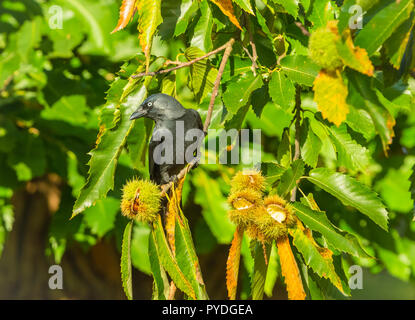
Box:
[147,102,153,107]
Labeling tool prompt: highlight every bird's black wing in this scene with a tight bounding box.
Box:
[148,138,160,184]
[189,108,203,131]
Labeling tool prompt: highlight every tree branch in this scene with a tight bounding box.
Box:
[244,13,258,76]
[290,85,302,202]
[295,22,310,37]
[132,39,235,78]
[203,38,235,132]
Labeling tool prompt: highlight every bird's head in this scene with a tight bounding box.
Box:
[129,93,185,121]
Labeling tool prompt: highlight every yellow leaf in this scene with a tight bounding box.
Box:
[313,70,349,127]
[226,226,244,300]
[166,199,176,255]
[209,0,242,30]
[276,236,306,300]
[165,177,186,255]
[111,0,138,34]
[136,0,163,72]
[343,29,374,76]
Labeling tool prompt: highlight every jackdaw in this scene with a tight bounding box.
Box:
[130,93,204,185]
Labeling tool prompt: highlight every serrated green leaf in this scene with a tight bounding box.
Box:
[255,6,273,41]
[161,73,177,97]
[307,168,389,230]
[277,159,305,197]
[190,0,213,52]
[72,81,147,217]
[152,216,196,299]
[291,228,345,295]
[250,240,270,300]
[384,13,415,69]
[328,124,370,172]
[301,124,322,168]
[131,223,152,275]
[354,0,414,56]
[264,242,280,297]
[232,0,254,14]
[308,0,334,29]
[347,70,395,153]
[271,0,299,18]
[137,0,163,70]
[121,221,133,300]
[175,212,209,299]
[261,161,286,186]
[148,225,169,300]
[292,202,369,256]
[280,55,320,87]
[159,0,198,38]
[268,70,295,111]
[223,73,263,117]
[344,105,375,141]
[184,47,218,104]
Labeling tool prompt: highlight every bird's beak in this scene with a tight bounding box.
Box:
[129,107,146,120]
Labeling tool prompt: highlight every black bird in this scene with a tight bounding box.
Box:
[130,93,204,185]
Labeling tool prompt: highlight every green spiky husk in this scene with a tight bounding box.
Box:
[254,195,297,241]
[230,170,266,194]
[227,189,263,227]
[308,26,343,71]
[121,178,161,223]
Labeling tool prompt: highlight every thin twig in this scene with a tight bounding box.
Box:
[290,85,302,202]
[168,281,176,300]
[295,22,310,37]
[244,13,258,76]
[159,38,235,197]
[132,40,234,78]
[203,38,235,132]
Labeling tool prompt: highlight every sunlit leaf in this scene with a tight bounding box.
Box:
[328,124,370,172]
[347,70,395,153]
[336,29,374,76]
[223,73,263,117]
[290,228,344,294]
[307,168,389,230]
[136,0,163,71]
[121,221,133,300]
[209,0,242,30]
[250,240,270,300]
[184,47,218,104]
[280,55,320,87]
[226,226,244,299]
[190,0,213,52]
[313,70,349,127]
[232,0,254,15]
[111,0,138,34]
[152,216,196,299]
[354,0,414,56]
[268,70,295,111]
[276,236,306,300]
